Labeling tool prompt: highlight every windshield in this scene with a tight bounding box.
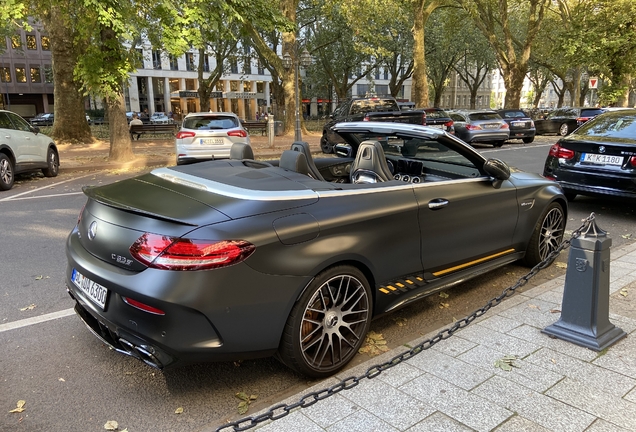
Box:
[468,112,501,121]
[184,116,238,130]
[576,113,636,140]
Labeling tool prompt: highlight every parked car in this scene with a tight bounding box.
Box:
[496,109,536,143]
[174,112,250,165]
[534,107,606,136]
[321,95,426,153]
[30,112,54,126]
[543,109,636,201]
[150,112,171,124]
[423,107,454,134]
[448,109,509,147]
[65,121,567,378]
[0,110,59,190]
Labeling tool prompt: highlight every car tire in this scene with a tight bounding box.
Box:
[494,141,505,147]
[42,148,59,177]
[523,202,566,267]
[522,137,535,144]
[564,190,577,202]
[0,153,15,191]
[559,123,569,136]
[320,134,334,154]
[278,265,372,378]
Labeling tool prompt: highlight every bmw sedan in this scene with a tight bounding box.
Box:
[66,122,567,378]
[543,109,636,201]
[535,107,606,137]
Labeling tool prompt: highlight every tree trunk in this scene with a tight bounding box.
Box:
[106,93,135,161]
[411,1,430,107]
[616,74,631,107]
[42,5,92,143]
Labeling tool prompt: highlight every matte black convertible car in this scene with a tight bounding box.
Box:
[66,122,567,378]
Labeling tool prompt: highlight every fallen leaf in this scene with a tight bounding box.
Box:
[439,292,449,299]
[555,262,567,269]
[19,304,36,311]
[393,317,407,327]
[528,304,539,309]
[359,331,390,356]
[439,302,449,309]
[235,392,257,415]
[550,309,561,314]
[238,400,249,415]
[104,420,118,430]
[550,358,557,364]
[620,288,628,297]
[58,378,66,382]
[9,400,26,413]
[494,355,519,372]
[621,234,632,239]
[175,407,184,414]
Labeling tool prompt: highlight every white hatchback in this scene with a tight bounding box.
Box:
[175,112,251,165]
[0,110,59,191]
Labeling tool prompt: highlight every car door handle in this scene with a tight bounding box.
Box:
[428,199,449,210]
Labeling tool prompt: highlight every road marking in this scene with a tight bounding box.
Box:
[480,143,552,154]
[3,191,85,201]
[0,173,94,202]
[0,308,75,333]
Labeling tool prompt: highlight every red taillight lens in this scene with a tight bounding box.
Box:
[363,114,370,121]
[122,297,165,315]
[576,117,589,124]
[444,120,454,128]
[549,143,575,159]
[228,130,247,138]
[129,233,255,271]
[176,131,196,139]
[500,123,509,129]
[421,113,427,125]
[630,156,636,167]
[466,124,482,131]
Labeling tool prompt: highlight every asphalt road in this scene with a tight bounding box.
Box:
[1,138,634,432]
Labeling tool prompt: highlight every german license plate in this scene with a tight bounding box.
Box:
[200,138,223,145]
[429,124,443,129]
[511,121,526,127]
[72,269,108,310]
[483,124,500,129]
[581,153,623,166]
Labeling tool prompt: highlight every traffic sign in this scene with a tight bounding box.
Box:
[589,77,599,89]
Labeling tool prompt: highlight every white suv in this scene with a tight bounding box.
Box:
[175,112,250,165]
[0,110,59,191]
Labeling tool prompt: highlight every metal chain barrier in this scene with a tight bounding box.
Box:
[217,212,597,432]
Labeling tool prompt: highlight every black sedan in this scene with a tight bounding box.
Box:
[535,107,605,136]
[543,109,636,201]
[65,122,567,378]
[497,109,536,143]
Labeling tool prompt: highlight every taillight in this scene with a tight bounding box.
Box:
[363,114,370,121]
[227,129,247,138]
[421,112,427,125]
[576,117,590,124]
[530,120,535,127]
[122,297,165,315]
[500,123,509,129]
[630,156,636,167]
[129,233,255,271]
[176,131,196,139]
[549,143,575,160]
[77,203,86,225]
[466,124,482,131]
[444,120,454,128]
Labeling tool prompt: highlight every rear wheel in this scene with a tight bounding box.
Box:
[0,153,15,191]
[494,141,505,147]
[522,137,534,144]
[320,134,334,154]
[278,265,372,378]
[42,148,59,177]
[559,123,569,136]
[523,202,565,267]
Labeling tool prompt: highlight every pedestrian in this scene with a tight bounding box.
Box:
[129,113,143,140]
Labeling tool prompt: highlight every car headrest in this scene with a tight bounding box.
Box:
[230,142,254,160]
[279,150,310,176]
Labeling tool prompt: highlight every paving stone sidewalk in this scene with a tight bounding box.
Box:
[215,243,636,432]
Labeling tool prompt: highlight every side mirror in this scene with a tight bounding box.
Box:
[32,126,41,134]
[483,158,510,188]
[334,143,352,158]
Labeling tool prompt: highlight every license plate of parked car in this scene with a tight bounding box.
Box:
[581,153,623,166]
[72,269,108,310]
[200,138,224,145]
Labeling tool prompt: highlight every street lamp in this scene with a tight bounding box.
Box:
[282,46,312,141]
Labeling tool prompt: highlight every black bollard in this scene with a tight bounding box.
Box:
[542,217,626,351]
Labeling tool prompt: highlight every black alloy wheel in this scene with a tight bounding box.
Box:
[320,134,334,154]
[0,153,15,191]
[523,202,566,267]
[42,148,59,177]
[559,123,569,136]
[278,265,372,378]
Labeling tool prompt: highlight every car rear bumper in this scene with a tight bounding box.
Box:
[544,160,636,199]
[465,131,510,143]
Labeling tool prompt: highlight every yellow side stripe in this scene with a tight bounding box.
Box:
[387,285,397,291]
[396,282,404,288]
[405,279,414,284]
[379,288,389,294]
[432,249,516,277]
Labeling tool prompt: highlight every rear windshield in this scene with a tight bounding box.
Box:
[183,115,238,130]
[576,113,636,140]
[580,108,605,118]
[500,111,527,119]
[468,112,501,121]
[351,98,400,114]
[425,110,450,119]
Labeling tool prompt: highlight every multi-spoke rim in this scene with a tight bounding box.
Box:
[49,150,59,175]
[299,275,370,371]
[559,123,569,136]
[539,207,565,260]
[0,158,13,185]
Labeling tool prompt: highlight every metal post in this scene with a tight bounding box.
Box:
[267,114,274,148]
[294,50,302,142]
[542,218,626,351]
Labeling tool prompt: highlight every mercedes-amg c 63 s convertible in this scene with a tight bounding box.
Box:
[66,122,567,378]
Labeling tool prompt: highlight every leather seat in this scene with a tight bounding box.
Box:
[230,142,254,160]
[350,140,394,183]
[291,141,324,181]
[279,150,310,176]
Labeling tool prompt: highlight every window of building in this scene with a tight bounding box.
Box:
[15,67,27,83]
[374,68,380,80]
[376,84,388,96]
[185,78,196,91]
[169,55,179,71]
[257,59,264,75]
[135,48,144,68]
[169,78,179,93]
[384,69,389,80]
[44,65,53,83]
[243,81,251,92]
[230,60,238,74]
[243,57,251,75]
[30,67,41,83]
[41,36,50,50]
[26,35,37,50]
[203,55,210,72]
[11,35,22,49]
[152,50,162,69]
[186,53,195,71]
[356,84,369,96]
[230,80,239,91]
[1,67,11,83]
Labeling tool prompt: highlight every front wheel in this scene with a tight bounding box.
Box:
[0,153,15,190]
[42,148,59,177]
[494,141,505,148]
[320,134,334,154]
[278,265,372,378]
[523,202,566,267]
[559,123,569,136]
